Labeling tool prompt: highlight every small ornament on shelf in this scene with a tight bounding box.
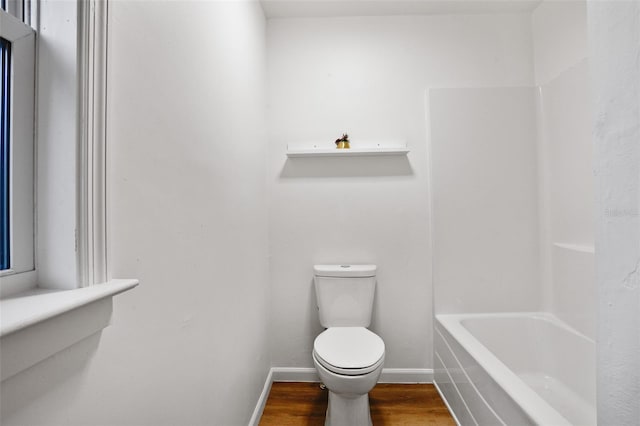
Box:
[334,133,350,149]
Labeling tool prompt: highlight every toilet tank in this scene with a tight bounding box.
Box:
[314,265,377,328]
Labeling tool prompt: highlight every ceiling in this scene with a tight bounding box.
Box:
[260,0,542,19]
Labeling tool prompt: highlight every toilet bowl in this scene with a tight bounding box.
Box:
[312,327,385,426]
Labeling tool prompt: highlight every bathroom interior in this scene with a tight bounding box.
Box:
[0,0,638,425]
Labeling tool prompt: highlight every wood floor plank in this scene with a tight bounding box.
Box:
[259,382,456,426]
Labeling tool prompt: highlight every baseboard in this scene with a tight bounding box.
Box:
[272,367,320,382]
[248,368,273,426]
[379,368,433,384]
[270,367,433,384]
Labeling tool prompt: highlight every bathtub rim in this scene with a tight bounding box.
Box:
[435,312,592,426]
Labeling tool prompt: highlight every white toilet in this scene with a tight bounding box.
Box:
[312,264,385,426]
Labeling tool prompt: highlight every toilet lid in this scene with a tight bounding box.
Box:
[314,327,385,372]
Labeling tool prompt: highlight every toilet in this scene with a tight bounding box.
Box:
[312,264,385,426]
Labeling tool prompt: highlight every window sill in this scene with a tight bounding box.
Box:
[0,279,138,381]
[0,279,138,336]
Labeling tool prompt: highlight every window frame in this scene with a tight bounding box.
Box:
[1,37,10,270]
[0,0,138,381]
[0,9,35,291]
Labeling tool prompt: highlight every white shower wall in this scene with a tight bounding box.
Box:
[431,0,593,331]
[430,87,540,315]
[533,0,594,338]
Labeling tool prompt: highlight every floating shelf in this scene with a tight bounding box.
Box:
[553,242,595,254]
[286,141,409,158]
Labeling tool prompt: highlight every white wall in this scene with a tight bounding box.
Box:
[532,0,594,338]
[589,1,640,423]
[267,14,534,370]
[1,1,270,425]
[430,87,540,314]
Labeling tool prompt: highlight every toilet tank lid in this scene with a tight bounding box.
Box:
[314,264,377,278]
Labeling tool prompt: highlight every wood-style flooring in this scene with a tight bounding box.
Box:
[259,382,456,426]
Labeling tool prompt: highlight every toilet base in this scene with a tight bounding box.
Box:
[325,391,372,426]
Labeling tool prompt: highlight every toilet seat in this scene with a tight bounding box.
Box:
[313,327,385,376]
[314,349,384,376]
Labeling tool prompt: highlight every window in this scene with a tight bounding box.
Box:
[1,37,10,270]
[2,0,110,294]
[0,8,35,287]
[0,0,137,381]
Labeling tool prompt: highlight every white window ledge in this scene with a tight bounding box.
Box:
[0,279,138,336]
[0,279,138,381]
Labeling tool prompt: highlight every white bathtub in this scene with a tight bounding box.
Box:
[434,313,595,426]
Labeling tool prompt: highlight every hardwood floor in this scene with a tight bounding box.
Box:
[259,382,456,426]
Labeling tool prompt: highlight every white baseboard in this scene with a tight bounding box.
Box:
[270,367,433,383]
[272,367,320,382]
[379,368,433,383]
[248,369,273,426]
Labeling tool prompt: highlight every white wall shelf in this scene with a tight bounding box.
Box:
[286,141,409,158]
[553,242,595,254]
